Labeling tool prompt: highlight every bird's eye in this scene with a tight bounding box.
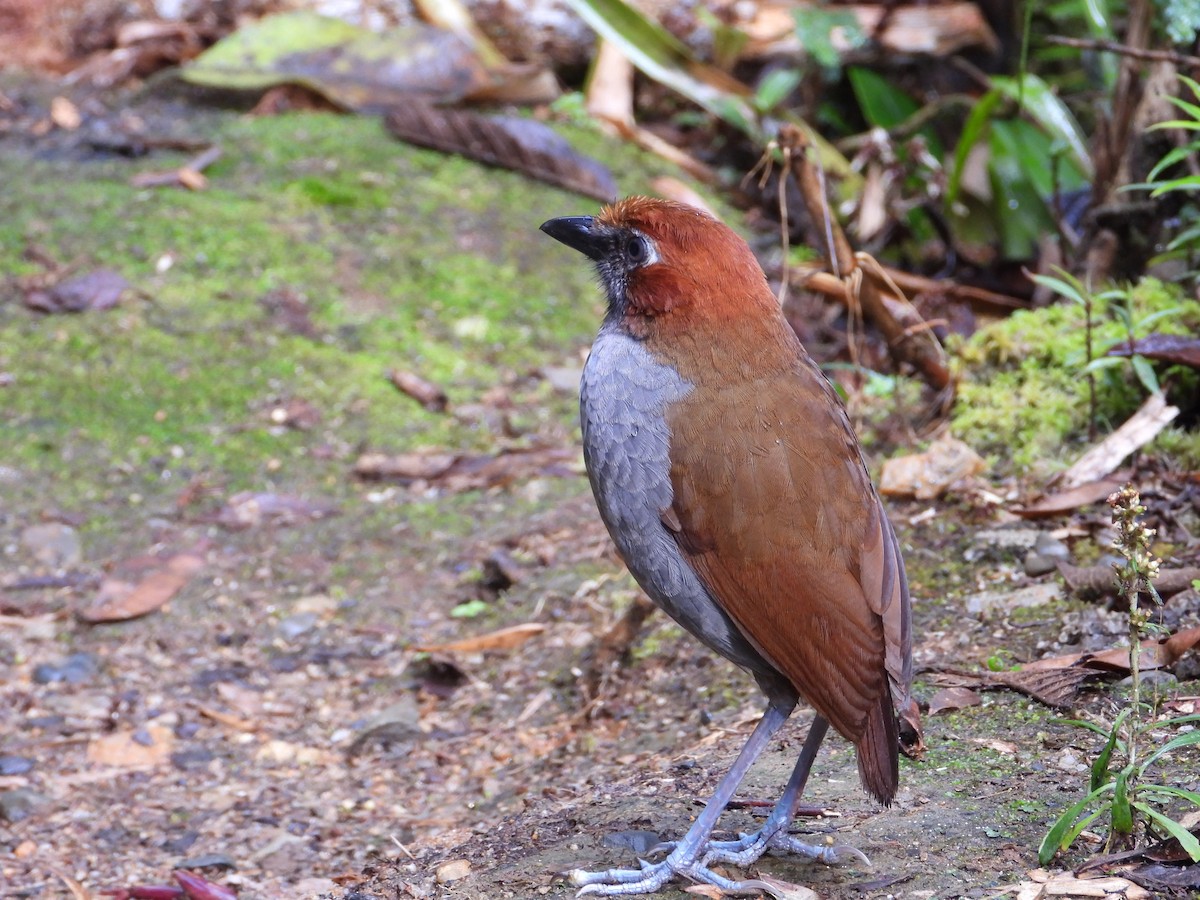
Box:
[626,235,649,265]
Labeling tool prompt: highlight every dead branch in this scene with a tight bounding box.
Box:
[781,124,952,391]
[1046,36,1200,70]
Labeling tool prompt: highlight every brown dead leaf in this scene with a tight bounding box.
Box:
[384,105,617,201]
[355,446,579,491]
[389,369,448,412]
[1014,470,1134,518]
[928,686,983,715]
[435,859,471,883]
[684,886,725,899]
[79,548,206,623]
[415,623,545,654]
[196,704,258,733]
[24,268,130,313]
[50,869,91,900]
[1107,333,1200,369]
[216,492,338,529]
[86,724,174,768]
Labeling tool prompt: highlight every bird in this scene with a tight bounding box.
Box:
[540,196,919,896]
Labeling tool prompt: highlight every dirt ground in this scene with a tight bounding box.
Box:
[2,75,1198,900]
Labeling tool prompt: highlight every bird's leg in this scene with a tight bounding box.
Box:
[571,699,794,897]
[701,717,869,868]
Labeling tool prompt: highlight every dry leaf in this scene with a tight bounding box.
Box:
[928,686,982,715]
[384,105,617,201]
[1014,470,1133,518]
[87,724,174,768]
[79,549,205,623]
[50,869,91,900]
[416,623,545,654]
[389,369,448,412]
[684,886,725,898]
[355,446,579,491]
[1107,333,1200,369]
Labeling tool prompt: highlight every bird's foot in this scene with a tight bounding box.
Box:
[570,851,769,897]
[701,828,870,869]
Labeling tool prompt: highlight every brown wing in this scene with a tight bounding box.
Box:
[665,354,902,801]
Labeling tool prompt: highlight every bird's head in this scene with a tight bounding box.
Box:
[540,197,776,338]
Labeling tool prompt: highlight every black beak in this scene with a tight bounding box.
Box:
[540,216,606,261]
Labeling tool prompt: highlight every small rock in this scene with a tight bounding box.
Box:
[0,755,34,776]
[175,852,236,871]
[20,523,82,568]
[436,859,471,883]
[14,839,36,858]
[964,582,1060,616]
[1034,533,1071,560]
[171,747,217,771]
[1024,552,1060,577]
[277,612,319,641]
[32,652,99,685]
[602,831,663,855]
[966,528,1041,562]
[0,789,49,823]
[1121,670,1178,690]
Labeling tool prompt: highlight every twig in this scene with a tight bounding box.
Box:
[780,122,952,391]
[1045,36,1200,69]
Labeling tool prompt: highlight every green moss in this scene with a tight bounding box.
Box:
[951,279,1200,475]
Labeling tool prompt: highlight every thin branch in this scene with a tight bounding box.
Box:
[1045,36,1200,69]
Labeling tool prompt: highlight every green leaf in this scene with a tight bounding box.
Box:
[563,0,855,178]
[1028,271,1087,306]
[1151,175,1200,197]
[792,7,864,73]
[1136,305,1184,330]
[1131,801,1200,862]
[1139,727,1200,772]
[847,66,919,129]
[1130,355,1160,394]
[1111,769,1134,833]
[1083,356,1129,374]
[988,120,1058,259]
[1089,709,1128,792]
[948,89,1000,203]
[1140,783,1200,807]
[562,0,761,138]
[990,74,1094,178]
[450,599,489,618]
[1147,145,1195,182]
[1038,782,1115,865]
[754,68,802,113]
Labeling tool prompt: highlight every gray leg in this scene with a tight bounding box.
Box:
[702,717,869,869]
[570,699,795,896]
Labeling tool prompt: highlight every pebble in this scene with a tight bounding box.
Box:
[0,755,34,776]
[277,612,319,641]
[0,789,49,823]
[436,859,471,883]
[964,582,1060,616]
[32,652,99,685]
[966,528,1041,562]
[20,522,81,568]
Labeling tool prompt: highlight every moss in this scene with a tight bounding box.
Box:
[0,105,737,601]
[951,279,1200,476]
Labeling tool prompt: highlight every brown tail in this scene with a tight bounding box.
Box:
[856,687,899,805]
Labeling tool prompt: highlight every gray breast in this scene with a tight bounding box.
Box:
[579,326,778,680]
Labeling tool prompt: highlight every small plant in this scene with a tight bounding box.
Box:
[1038,487,1200,865]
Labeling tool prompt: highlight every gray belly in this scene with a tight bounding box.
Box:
[579,327,777,679]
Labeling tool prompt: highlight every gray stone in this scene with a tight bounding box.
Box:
[20,523,81,568]
[0,789,49,823]
[964,582,1060,616]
